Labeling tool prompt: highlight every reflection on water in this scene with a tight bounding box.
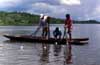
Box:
[53,44,62,56]
[3,40,66,65]
[40,44,49,65]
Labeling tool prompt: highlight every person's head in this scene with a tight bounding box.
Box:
[55,27,59,31]
[66,14,70,18]
[40,14,44,19]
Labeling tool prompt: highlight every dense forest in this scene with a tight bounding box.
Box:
[0,11,100,26]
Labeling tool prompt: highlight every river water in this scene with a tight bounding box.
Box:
[0,24,100,65]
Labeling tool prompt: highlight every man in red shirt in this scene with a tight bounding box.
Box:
[63,14,72,40]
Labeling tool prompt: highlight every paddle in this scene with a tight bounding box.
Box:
[31,26,41,36]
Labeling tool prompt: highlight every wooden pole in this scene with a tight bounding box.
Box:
[47,16,50,39]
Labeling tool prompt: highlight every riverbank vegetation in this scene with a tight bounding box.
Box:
[0,11,100,26]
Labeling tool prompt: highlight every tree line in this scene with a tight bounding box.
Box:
[0,11,99,26]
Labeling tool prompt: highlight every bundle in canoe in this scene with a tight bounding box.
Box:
[3,34,89,45]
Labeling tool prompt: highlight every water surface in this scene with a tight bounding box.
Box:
[0,24,100,65]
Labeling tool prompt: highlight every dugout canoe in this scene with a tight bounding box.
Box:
[3,34,89,45]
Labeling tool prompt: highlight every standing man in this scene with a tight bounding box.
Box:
[63,14,72,40]
[33,14,50,38]
[42,15,49,37]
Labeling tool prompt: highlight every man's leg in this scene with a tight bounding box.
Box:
[63,28,67,38]
[67,29,72,40]
[42,28,45,37]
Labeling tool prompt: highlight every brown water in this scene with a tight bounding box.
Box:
[0,24,100,65]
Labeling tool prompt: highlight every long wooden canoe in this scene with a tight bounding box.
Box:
[3,34,89,45]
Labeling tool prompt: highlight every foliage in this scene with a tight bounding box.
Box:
[0,11,100,26]
[0,11,39,26]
